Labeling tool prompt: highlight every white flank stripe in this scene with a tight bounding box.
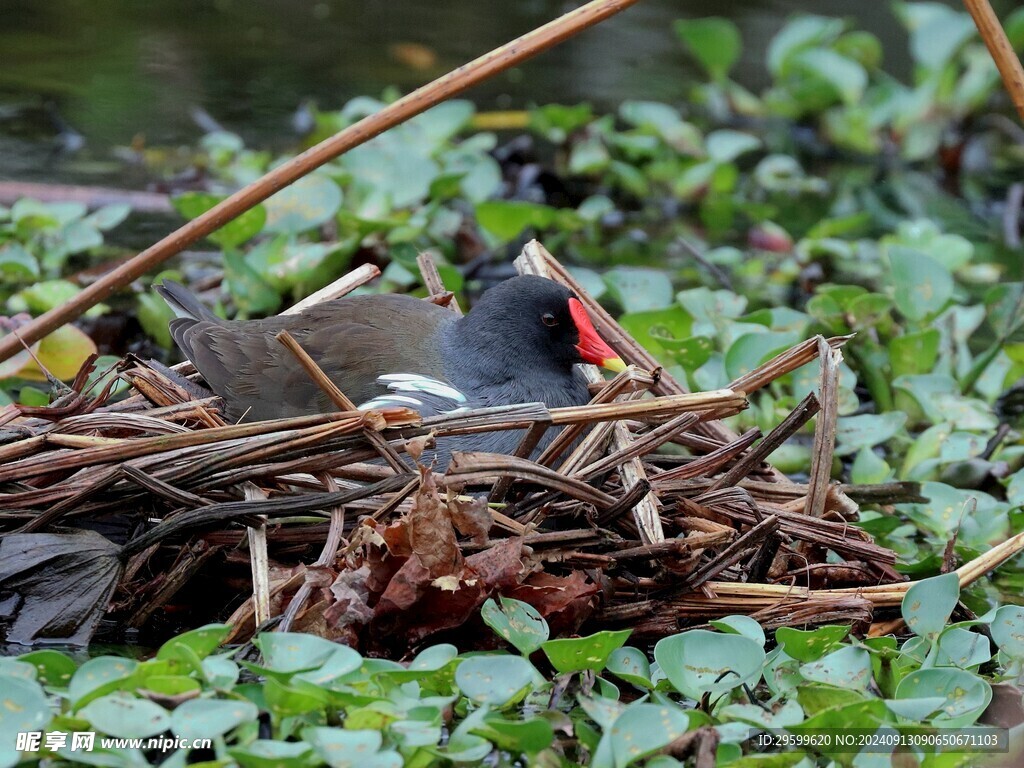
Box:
[358,395,423,409]
[377,373,467,402]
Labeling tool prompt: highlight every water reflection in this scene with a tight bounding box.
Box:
[4,0,999,156]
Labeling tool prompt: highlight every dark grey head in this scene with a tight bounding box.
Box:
[466,276,593,372]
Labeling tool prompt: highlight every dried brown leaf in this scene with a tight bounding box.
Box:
[406,433,434,461]
[448,493,491,545]
[325,565,374,630]
[409,467,463,578]
[371,554,485,647]
[465,538,524,590]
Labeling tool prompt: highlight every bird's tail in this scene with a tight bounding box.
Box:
[155,281,221,323]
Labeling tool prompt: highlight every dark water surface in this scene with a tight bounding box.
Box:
[3,0,1007,185]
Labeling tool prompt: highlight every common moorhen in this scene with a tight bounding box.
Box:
[157,276,625,463]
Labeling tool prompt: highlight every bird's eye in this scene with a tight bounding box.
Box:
[541,312,558,327]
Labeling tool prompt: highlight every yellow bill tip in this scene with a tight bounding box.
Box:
[601,356,628,373]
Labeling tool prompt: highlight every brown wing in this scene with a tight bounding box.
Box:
[172,294,455,421]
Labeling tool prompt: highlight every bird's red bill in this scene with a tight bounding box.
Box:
[568,298,627,372]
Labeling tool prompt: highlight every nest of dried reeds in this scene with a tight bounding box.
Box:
[1,241,1021,651]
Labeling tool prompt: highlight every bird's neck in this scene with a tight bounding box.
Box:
[445,316,571,393]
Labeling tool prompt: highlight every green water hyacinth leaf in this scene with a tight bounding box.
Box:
[202,653,240,689]
[0,659,37,681]
[530,103,594,143]
[889,328,940,378]
[884,219,974,271]
[936,627,991,669]
[767,15,846,75]
[80,693,172,738]
[407,643,459,672]
[0,242,39,280]
[654,629,765,699]
[391,717,442,749]
[345,703,400,732]
[889,246,953,321]
[709,615,766,647]
[246,236,355,293]
[835,412,907,456]
[567,264,608,298]
[618,101,703,154]
[18,649,76,687]
[304,728,402,768]
[618,307,693,360]
[442,706,494,763]
[851,448,892,484]
[264,676,329,717]
[801,697,888,733]
[170,698,258,740]
[442,147,501,202]
[569,136,610,174]
[674,17,741,81]
[603,268,673,313]
[68,656,139,706]
[605,647,653,690]
[744,306,810,335]
[660,335,714,372]
[57,219,103,258]
[138,675,200,699]
[895,668,991,726]
[895,2,978,70]
[793,48,867,104]
[224,250,280,317]
[902,572,959,641]
[721,699,805,730]
[263,174,342,234]
[799,645,872,690]
[645,757,686,768]
[775,626,850,662]
[83,203,131,231]
[677,287,747,329]
[609,702,691,767]
[892,375,960,427]
[455,655,535,707]
[847,292,893,329]
[797,683,866,718]
[989,605,1024,658]
[985,282,1024,336]
[376,643,457,683]
[724,330,800,381]
[763,648,803,697]
[137,291,176,349]
[474,200,556,244]
[884,696,946,721]
[156,623,230,664]
[0,676,52,759]
[410,100,474,144]
[1007,468,1024,507]
[674,161,716,200]
[481,597,549,655]
[346,144,438,208]
[542,629,632,674]
[254,632,352,674]
[229,739,315,768]
[172,192,266,248]
[578,694,627,732]
[10,279,94,316]
[472,715,554,754]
